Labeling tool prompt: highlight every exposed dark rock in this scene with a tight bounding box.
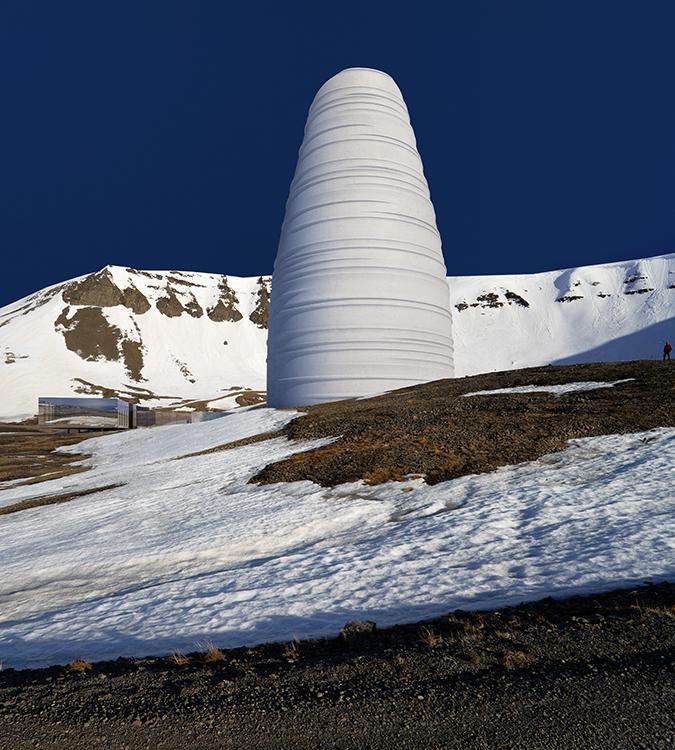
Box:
[62,269,151,314]
[340,620,377,640]
[120,340,145,381]
[55,306,145,380]
[207,278,243,322]
[55,306,121,362]
[184,294,204,318]
[476,292,503,308]
[156,288,185,317]
[249,277,270,328]
[624,288,654,295]
[62,270,123,307]
[3,351,28,364]
[121,286,151,314]
[175,358,196,383]
[1,285,64,328]
[235,391,266,407]
[505,291,529,307]
[556,295,584,302]
[455,302,469,312]
[166,275,206,288]
[71,379,162,403]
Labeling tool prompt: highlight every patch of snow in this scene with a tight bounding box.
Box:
[42,416,120,427]
[0,409,673,669]
[463,378,635,397]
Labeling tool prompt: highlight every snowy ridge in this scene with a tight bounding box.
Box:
[450,252,675,376]
[0,408,673,668]
[1,252,674,418]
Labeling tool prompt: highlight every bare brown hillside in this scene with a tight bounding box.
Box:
[253,360,675,486]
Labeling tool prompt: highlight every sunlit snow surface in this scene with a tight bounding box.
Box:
[463,378,635,397]
[0,408,673,669]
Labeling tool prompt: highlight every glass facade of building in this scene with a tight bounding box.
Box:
[38,397,129,429]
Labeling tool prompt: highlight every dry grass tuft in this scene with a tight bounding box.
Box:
[362,467,406,485]
[462,621,481,638]
[282,640,300,661]
[197,641,225,663]
[419,625,444,648]
[68,659,92,672]
[502,650,533,669]
[171,651,189,666]
[641,605,675,620]
[495,629,515,640]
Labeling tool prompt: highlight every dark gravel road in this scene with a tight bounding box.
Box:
[2,583,673,750]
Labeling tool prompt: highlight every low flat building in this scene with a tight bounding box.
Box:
[38,397,130,430]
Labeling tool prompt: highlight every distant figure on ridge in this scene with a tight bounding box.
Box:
[664,341,672,361]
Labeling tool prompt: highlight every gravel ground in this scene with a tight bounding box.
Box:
[2,583,673,750]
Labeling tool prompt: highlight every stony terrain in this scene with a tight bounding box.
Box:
[1,583,672,749]
[254,359,675,486]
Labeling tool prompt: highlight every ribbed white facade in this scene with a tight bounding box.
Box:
[267,67,453,407]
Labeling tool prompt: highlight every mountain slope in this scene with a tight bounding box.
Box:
[1,253,674,419]
[450,252,675,376]
[0,266,270,418]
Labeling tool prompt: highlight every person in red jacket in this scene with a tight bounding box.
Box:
[664,341,673,361]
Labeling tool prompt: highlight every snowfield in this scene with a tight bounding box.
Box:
[462,378,635,397]
[1,408,674,669]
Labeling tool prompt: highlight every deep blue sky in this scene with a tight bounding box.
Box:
[3,1,675,306]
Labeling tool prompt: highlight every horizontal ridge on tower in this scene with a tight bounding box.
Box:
[267,67,453,407]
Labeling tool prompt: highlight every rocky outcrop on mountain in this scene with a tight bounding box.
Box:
[55,306,121,362]
[54,306,145,381]
[62,268,151,314]
[455,290,530,310]
[184,294,204,318]
[249,277,270,329]
[156,287,185,318]
[121,286,152,314]
[207,278,243,322]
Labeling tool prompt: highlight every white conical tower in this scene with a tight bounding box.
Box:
[267,67,453,407]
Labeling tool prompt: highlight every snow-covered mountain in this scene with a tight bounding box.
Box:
[0,266,270,419]
[1,253,674,419]
[449,252,675,377]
